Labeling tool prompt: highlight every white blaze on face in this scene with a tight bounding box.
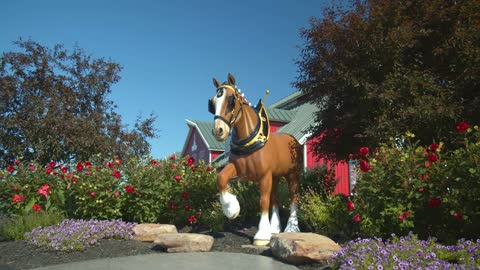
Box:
[212,88,231,141]
[214,88,227,116]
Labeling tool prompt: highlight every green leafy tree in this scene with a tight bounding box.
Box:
[0,39,157,165]
[295,0,479,159]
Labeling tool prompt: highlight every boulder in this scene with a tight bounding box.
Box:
[270,232,341,265]
[154,233,214,253]
[132,224,178,242]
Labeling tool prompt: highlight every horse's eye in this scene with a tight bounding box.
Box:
[216,88,224,97]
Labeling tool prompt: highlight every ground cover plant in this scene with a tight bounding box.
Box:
[24,219,136,252]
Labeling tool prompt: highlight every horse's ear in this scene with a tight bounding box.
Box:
[227,73,236,86]
[213,78,222,89]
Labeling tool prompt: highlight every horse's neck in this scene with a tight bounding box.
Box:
[233,105,258,140]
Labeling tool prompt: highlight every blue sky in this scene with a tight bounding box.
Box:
[2,0,327,159]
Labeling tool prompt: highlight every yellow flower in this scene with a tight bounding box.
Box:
[405,131,415,138]
[371,158,377,164]
[467,128,472,133]
[474,125,479,131]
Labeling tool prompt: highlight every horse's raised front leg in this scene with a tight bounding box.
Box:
[254,173,273,246]
[217,163,240,219]
[284,171,300,233]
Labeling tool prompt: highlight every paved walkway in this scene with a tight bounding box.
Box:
[31,252,299,270]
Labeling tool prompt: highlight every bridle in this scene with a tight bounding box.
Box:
[208,84,243,127]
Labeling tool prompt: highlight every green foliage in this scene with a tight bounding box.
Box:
[0,38,157,166]
[122,155,219,227]
[295,0,480,160]
[0,211,64,240]
[352,124,480,242]
[300,165,338,200]
[299,192,357,242]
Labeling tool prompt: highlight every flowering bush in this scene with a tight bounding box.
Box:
[331,233,480,269]
[351,123,480,242]
[121,155,218,226]
[24,219,136,252]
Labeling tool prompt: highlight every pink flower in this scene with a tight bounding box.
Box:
[90,192,96,198]
[346,201,355,211]
[398,214,404,222]
[188,215,197,224]
[456,121,469,133]
[174,175,181,182]
[184,204,191,211]
[359,147,369,157]
[37,184,50,198]
[359,160,371,172]
[353,214,361,223]
[12,194,25,203]
[182,192,189,199]
[453,212,463,221]
[28,164,36,171]
[32,204,41,213]
[113,191,120,197]
[403,211,410,218]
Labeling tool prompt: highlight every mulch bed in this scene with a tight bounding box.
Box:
[0,224,329,270]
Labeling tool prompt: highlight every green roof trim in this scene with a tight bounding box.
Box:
[266,107,295,123]
[276,102,318,143]
[268,91,305,109]
[186,120,226,150]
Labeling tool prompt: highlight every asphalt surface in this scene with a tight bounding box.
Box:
[29,252,299,270]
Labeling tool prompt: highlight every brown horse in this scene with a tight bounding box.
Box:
[208,73,302,246]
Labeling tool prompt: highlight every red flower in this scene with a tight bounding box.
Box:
[188,215,197,224]
[32,204,41,213]
[348,153,354,160]
[112,170,121,179]
[107,162,114,168]
[90,192,96,198]
[169,203,177,211]
[125,185,135,194]
[49,161,56,168]
[76,162,84,172]
[456,121,469,133]
[170,164,176,169]
[191,166,197,172]
[428,153,438,162]
[187,157,195,166]
[182,192,189,199]
[429,144,439,152]
[85,170,92,175]
[61,166,68,173]
[428,197,441,208]
[403,211,410,218]
[170,154,176,160]
[6,166,14,173]
[28,164,36,171]
[353,214,361,223]
[359,147,369,157]
[359,160,371,172]
[425,161,431,168]
[37,184,50,198]
[206,166,212,172]
[453,212,463,221]
[12,194,25,203]
[418,187,425,192]
[174,175,181,182]
[346,201,355,211]
[14,160,20,165]
[398,214,404,222]
[150,160,157,166]
[184,204,191,211]
[45,167,53,175]
[114,158,122,167]
[85,161,92,167]
[113,191,120,197]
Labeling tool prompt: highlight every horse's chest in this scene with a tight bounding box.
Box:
[232,158,267,180]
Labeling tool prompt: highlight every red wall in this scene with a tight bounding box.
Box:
[183,128,210,164]
[270,121,285,133]
[210,151,223,162]
[305,139,350,195]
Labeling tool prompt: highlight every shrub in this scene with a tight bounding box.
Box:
[331,233,480,269]
[122,155,219,227]
[351,123,480,242]
[0,211,64,240]
[24,219,136,252]
[300,165,338,199]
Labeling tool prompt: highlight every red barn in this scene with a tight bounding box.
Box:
[181,91,356,195]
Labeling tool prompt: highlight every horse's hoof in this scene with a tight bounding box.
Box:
[253,239,270,246]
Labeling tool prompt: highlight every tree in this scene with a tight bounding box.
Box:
[295,0,479,160]
[0,39,157,166]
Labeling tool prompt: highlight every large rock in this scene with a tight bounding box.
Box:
[270,232,341,265]
[154,233,214,253]
[132,224,178,242]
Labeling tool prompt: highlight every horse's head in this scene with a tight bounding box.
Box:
[208,73,243,141]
